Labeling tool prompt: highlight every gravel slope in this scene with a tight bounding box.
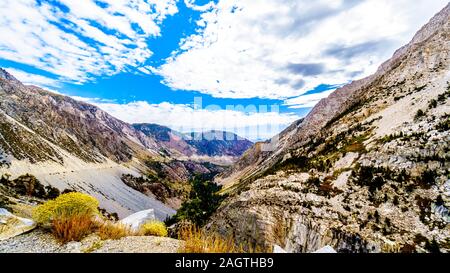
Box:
[0,229,182,253]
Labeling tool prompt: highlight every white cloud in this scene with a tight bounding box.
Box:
[155,0,448,100]
[0,0,178,83]
[74,97,300,141]
[284,89,335,108]
[4,67,61,89]
[184,0,216,11]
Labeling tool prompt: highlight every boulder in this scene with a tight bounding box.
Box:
[273,245,288,253]
[120,209,156,231]
[0,208,36,240]
[313,245,337,253]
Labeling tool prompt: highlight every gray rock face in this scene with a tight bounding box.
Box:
[209,4,450,253]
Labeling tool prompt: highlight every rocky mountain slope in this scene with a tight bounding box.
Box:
[208,4,450,253]
[0,70,251,217]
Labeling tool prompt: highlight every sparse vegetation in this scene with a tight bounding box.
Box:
[121,173,174,203]
[414,109,425,120]
[436,195,445,207]
[178,225,266,253]
[351,165,412,205]
[166,175,225,227]
[414,84,427,92]
[415,169,438,189]
[325,100,365,128]
[0,174,60,200]
[83,240,104,253]
[380,132,404,143]
[415,195,432,224]
[435,115,450,132]
[437,84,450,103]
[428,99,438,109]
[306,176,321,187]
[425,239,441,253]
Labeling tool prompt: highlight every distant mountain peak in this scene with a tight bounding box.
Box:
[132,123,253,159]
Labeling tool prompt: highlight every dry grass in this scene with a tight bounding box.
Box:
[97,221,134,240]
[178,225,267,253]
[51,213,97,244]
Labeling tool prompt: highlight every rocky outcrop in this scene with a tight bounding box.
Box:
[0,208,36,241]
[120,209,156,231]
[313,246,337,253]
[209,4,450,253]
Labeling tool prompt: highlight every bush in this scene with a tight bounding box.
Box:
[45,185,61,200]
[97,222,134,240]
[414,109,425,120]
[32,193,100,243]
[52,213,97,243]
[140,221,168,237]
[428,99,438,109]
[416,169,438,189]
[32,192,100,226]
[12,174,46,198]
[0,194,10,209]
[0,174,60,200]
[425,239,441,253]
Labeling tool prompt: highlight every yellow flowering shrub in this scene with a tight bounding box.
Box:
[32,192,99,225]
[140,221,168,237]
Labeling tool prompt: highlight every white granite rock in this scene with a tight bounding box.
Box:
[313,246,337,253]
[273,245,287,253]
[120,209,156,231]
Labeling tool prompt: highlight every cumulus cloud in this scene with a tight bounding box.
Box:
[155,0,447,100]
[0,0,178,83]
[75,97,299,141]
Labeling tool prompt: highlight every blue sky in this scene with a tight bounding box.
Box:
[0,0,447,140]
